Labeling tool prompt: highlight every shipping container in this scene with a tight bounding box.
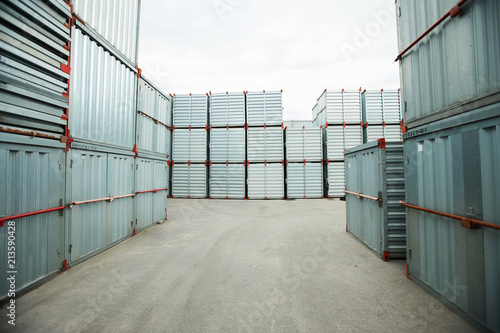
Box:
[210,127,245,163]
[246,91,283,126]
[136,76,171,157]
[361,89,402,126]
[283,120,314,128]
[72,0,140,64]
[247,127,283,163]
[344,140,406,260]
[66,148,135,264]
[135,158,168,230]
[396,0,500,129]
[285,127,322,162]
[209,164,246,199]
[247,163,284,200]
[173,94,208,128]
[286,162,323,199]
[325,161,345,198]
[172,128,207,163]
[313,90,362,126]
[0,138,66,300]
[69,27,137,150]
[172,164,207,199]
[210,92,245,127]
[363,125,402,144]
[403,103,500,333]
[0,0,71,137]
[323,125,363,162]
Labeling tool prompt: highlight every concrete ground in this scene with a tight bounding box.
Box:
[1,199,476,333]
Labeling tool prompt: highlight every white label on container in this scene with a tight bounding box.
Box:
[417,143,423,152]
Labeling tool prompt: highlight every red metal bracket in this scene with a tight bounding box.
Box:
[61,259,70,271]
[406,264,412,280]
[378,138,386,149]
[382,251,390,262]
[132,144,138,159]
[61,63,71,74]
[400,120,407,134]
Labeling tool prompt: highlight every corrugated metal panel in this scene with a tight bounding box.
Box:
[210,127,245,163]
[209,164,245,199]
[314,90,362,126]
[172,164,207,198]
[136,77,171,156]
[0,0,70,136]
[69,28,136,149]
[286,162,323,199]
[404,103,500,333]
[326,162,345,198]
[173,94,208,128]
[107,154,135,242]
[172,128,207,163]
[135,158,168,230]
[324,126,363,161]
[72,0,140,64]
[0,142,65,300]
[285,127,322,162]
[67,149,108,262]
[247,127,283,162]
[396,0,500,128]
[246,91,283,126]
[364,125,402,144]
[362,90,402,125]
[210,92,245,127]
[248,163,284,199]
[283,120,314,128]
[344,141,406,259]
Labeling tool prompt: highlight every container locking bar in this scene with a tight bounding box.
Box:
[395,0,468,62]
[0,206,67,227]
[344,190,383,207]
[138,111,170,129]
[399,201,500,231]
[136,188,169,195]
[70,194,136,206]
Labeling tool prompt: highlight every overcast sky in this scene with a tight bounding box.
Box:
[138,0,400,120]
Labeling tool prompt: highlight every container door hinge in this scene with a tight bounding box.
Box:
[408,248,412,259]
[69,244,72,253]
[70,159,74,168]
[378,191,383,207]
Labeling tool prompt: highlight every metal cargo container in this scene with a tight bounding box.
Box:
[66,148,135,264]
[403,103,500,333]
[246,90,283,126]
[325,162,345,198]
[285,127,322,162]
[247,127,283,163]
[247,163,284,200]
[173,94,208,128]
[0,0,71,137]
[283,120,314,128]
[135,158,168,230]
[172,163,207,198]
[396,0,500,129]
[210,127,245,163]
[313,90,362,126]
[210,92,245,127]
[344,140,406,260]
[363,125,402,144]
[323,125,363,161]
[72,0,140,64]
[0,139,66,300]
[69,27,137,149]
[136,76,171,157]
[361,89,402,126]
[209,164,245,199]
[172,128,207,163]
[286,162,323,199]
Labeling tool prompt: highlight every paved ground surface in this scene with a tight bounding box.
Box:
[1,199,476,333]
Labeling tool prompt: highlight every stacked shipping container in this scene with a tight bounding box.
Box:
[396,0,500,331]
[209,92,246,199]
[0,0,170,299]
[246,91,284,199]
[361,89,403,143]
[172,94,208,198]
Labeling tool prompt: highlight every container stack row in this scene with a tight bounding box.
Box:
[0,0,170,300]
[396,0,500,331]
[312,89,403,197]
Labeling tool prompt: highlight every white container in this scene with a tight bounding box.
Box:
[285,127,322,162]
[286,162,323,199]
[172,128,207,163]
[247,163,284,199]
[247,127,283,163]
[209,164,245,199]
[210,127,245,163]
[210,92,245,127]
[246,90,283,126]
